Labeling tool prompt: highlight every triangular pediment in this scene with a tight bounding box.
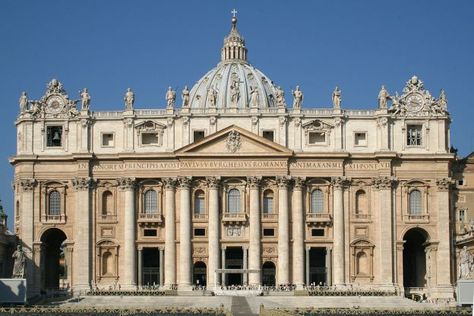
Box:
[175,125,293,157]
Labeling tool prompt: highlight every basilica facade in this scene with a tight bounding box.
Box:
[11,15,455,301]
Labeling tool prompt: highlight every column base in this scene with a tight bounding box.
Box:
[429,285,455,303]
[178,284,193,291]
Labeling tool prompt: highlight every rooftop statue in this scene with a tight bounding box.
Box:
[19,91,28,113]
[230,74,241,107]
[166,86,176,109]
[378,85,390,109]
[249,86,259,108]
[332,86,341,109]
[207,87,218,107]
[292,85,303,109]
[12,244,26,278]
[124,88,135,110]
[275,86,286,107]
[182,86,190,107]
[80,88,91,111]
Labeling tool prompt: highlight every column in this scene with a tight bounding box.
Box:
[331,177,346,286]
[207,177,220,287]
[164,178,176,287]
[221,247,226,286]
[72,177,93,291]
[277,176,290,285]
[80,118,90,152]
[305,246,310,286]
[119,177,136,289]
[159,247,164,286]
[292,177,305,288]
[137,248,143,287]
[248,177,261,286]
[19,179,36,293]
[178,177,192,289]
[243,246,248,285]
[374,176,394,286]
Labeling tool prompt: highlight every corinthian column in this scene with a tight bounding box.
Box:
[72,177,94,290]
[163,178,177,287]
[206,177,220,288]
[277,176,290,285]
[248,176,261,286]
[292,177,305,288]
[119,177,136,289]
[332,177,347,286]
[178,176,192,289]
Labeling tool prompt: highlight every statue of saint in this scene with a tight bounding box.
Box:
[249,86,259,107]
[332,87,341,109]
[230,79,240,106]
[378,85,389,109]
[438,89,447,112]
[181,86,190,107]
[80,88,91,111]
[207,87,217,107]
[292,85,303,109]
[124,88,135,110]
[166,86,176,108]
[459,246,473,279]
[19,92,28,113]
[275,86,285,107]
[12,245,26,278]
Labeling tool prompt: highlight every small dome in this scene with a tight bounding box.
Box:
[188,13,280,109]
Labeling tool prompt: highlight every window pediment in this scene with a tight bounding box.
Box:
[302,120,333,133]
[135,120,166,135]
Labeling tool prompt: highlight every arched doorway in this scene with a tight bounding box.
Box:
[193,261,207,286]
[262,261,276,286]
[403,228,428,288]
[40,228,67,290]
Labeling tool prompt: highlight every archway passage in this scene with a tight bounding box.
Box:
[193,261,207,286]
[40,228,67,290]
[225,247,243,285]
[262,261,276,286]
[403,228,428,288]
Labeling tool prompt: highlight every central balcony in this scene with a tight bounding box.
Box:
[222,212,247,225]
[306,213,332,226]
[137,212,163,226]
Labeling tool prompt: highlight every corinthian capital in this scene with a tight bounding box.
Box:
[276,176,291,188]
[163,177,177,190]
[72,177,94,191]
[372,176,397,190]
[118,177,136,190]
[436,178,452,191]
[247,176,262,189]
[178,176,192,188]
[206,176,221,189]
[19,179,36,191]
[331,176,350,189]
[292,177,305,190]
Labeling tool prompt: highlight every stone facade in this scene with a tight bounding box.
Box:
[11,15,455,301]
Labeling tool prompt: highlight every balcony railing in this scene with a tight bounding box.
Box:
[403,214,429,223]
[353,214,371,221]
[262,213,278,220]
[98,214,118,222]
[138,212,163,225]
[42,214,67,223]
[193,213,208,220]
[306,213,332,226]
[222,212,247,224]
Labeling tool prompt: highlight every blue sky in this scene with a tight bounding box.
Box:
[1,0,473,227]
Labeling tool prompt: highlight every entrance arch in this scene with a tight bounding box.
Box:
[40,228,67,290]
[403,228,428,288]
[193,261,207,286]
[262,261,276,286]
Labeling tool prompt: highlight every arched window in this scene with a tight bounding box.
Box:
[102,251,112,275]
[102,191,113,215]
[48,190,61,216]
[228,189,241,213]
[144,190,158,214]
[409,189,422,215]
[263,190,274,215]
[194,190,205,216]
[311,189,324,213]
[355,190,367,215]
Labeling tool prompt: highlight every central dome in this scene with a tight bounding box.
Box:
[188,15,280,109]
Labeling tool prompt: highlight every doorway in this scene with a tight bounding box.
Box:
[40,228,67,290]
[225,247,243,285]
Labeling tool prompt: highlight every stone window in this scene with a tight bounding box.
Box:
[194,189,206,218]
[136,121,165,147]
[310,189,324,213]
[193,130,205,142]
[144,189,158,214]
[409,189,422,215]
[262,189,274,215]
[354,132,367,146]
[311,228,324,237]
[262,130,274,142]
[141,133,159,145]
[194,228,206,236]
[263,228,275,237]
[102,251,113,275]
[308,132,326,145]
[458,209,465,222]
[101,133,114,147]
[46,126,63,147]
[48,190,61,216]
[101,191,114,216]
[227,189,241,213]
[356,252,369,275]
[355,190,367,215]
[457,179,465,186]
[144,229,157,237]
[407,125,422,146]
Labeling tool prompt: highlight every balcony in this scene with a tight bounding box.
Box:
[138,212,163,226]
[306,213,332,226]
[403,214,429,223]
[193,213,208,222]
[98,214,118,223]
[42,214,67,224]
[222,212,247,225]
[262,213,278,221]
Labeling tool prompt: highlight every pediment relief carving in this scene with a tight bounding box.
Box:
[134,120,166,135]
[302,120,333,135]
[350,239,374,247]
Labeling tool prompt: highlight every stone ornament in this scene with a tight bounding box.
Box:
[163,177,177,190]
[12,244,26,278]
[251,116,259,126]
[227,226,241,237]
[372,176,396,190]
[72,177,93,191]
[247,176,261,189]
[181,86,190,107]
[80,88,91,111]
[376,117,388,127]
[178,176,192,188]
[378,85,389,109]
[436,178,452,191]
[458,246,474,280]
[206,176,221,189]
[332,86,341,109]
[118,177,136,190]
[293,177,305,189]
[19,179,36,191]
[279,116,287,126]
[166,86,176,109]
[225,130,241,153]
[209,116,217,125]
[293,117,301,127]
[124,88,135,110]
[292,85,303,109]
[331,176,349,189]
[277,176,290,188]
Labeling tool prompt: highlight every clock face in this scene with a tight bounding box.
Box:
[405,93,424,112]
[46,95,65,113]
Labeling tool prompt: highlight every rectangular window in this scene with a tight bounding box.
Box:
[354,132,367,146]
[458,179,465,186]
[407,125,422,146]
[263,228,275,237]
[308,132,325,144]
[144,229,157,237]
[141,133,158,145]
[46,126,63,147]
[262,130,274,142]
[312,229,324,237]
[194,228,206,236]
[102,133,114,147]
[193,130,205,142]
[459,209,465,222]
